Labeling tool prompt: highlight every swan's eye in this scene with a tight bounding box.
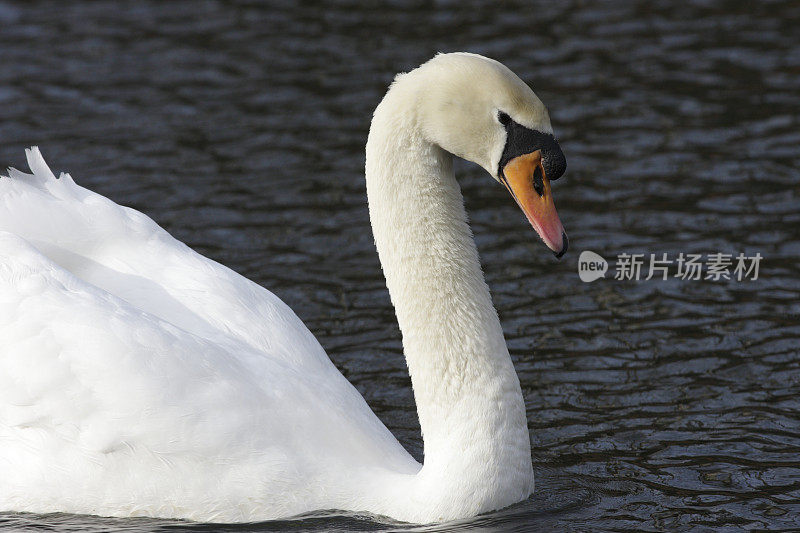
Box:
[498,111,512,127]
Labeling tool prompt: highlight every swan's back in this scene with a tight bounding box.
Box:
[0,149,417,521]
[1,148,327,372]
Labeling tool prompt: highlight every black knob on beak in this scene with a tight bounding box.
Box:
[498,114,567,182]
[541,138,566,181]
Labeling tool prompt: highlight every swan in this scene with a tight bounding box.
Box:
[0,52,567,524]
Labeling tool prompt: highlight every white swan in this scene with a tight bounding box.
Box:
[0,53,567,524]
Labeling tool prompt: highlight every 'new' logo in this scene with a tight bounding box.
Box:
[578,251,608,282]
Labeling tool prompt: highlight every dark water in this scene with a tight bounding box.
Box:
[1,0,799,531]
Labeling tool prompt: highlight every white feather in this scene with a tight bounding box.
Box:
[0,53,552,523]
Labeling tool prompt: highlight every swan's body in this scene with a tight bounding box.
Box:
[0,53,567,523]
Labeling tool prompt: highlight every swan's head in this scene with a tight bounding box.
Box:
[401,52,568,257]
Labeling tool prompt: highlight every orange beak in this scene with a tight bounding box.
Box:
[500,150,568,257]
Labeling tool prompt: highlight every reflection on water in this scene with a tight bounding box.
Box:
[1,0,799,531]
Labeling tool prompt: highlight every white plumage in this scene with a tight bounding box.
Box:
[0,147,417,521]
[0,53,560,523]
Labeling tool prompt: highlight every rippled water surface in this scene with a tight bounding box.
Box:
[1,0,799,531]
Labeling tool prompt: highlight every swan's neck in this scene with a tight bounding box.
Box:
[365,89,533,508]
